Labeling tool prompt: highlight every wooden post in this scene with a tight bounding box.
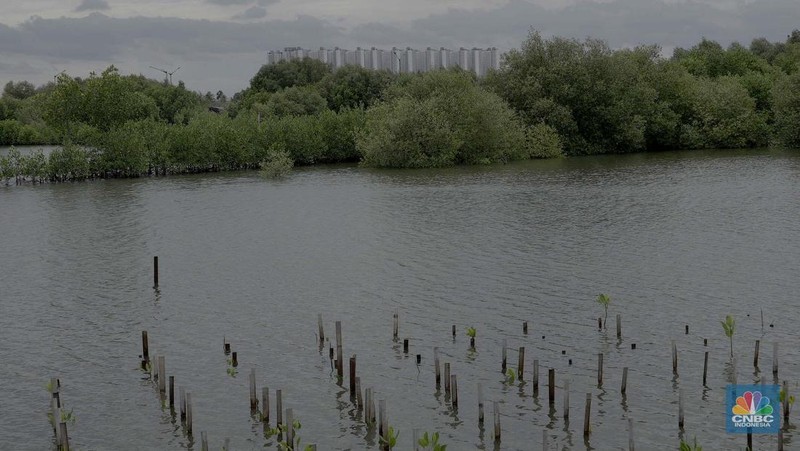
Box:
[393,311,399,341]
[403,339,409,354]
[616,314,621,339]
[678,389,685,430]
[364,388,372,425]
[704,338,707,347]
[533,360,539,395]
[378,400,387,449]
[335,321,343,379]
[747,431,753,450]
[523,321,528,334]
[231,352,238,368]
[501,339,507,373]
[444,363,451,394]
[366,388,375,425]
[416,354,421,364]
[703,351,709,386]
[477,383,484,425]
[200,431,208,451]
[179,387,186,420]
[685,324,689,334]
[773,342,779,376]
[434,347,441,389]
[153,256,159,289]
[779,429,784,451]
[224,342,230,355]
[152,353,159,381]
[452,324,456,339]
[563,379,570,419]
[754,340,760,368]
[276,389,283,427]
[141,331,150,370]
[518,347,525,381]
[169,376,175,409]
[622,367,628,395]
[262,387,270,424]
[59,422,69,451]
[583,393,591,436]
[355,377,363,410]
[597,353,603,387]
[783,380,790,422]
[672,341,678,375]
[286,408,294,449]
[51,399,61,442]
[628,418,634,451]
[548,368,555,405]
[451,375,458,408]
[249,368,258,410]
[597,317,602,330]
[186,392,193,435]
[349,355,357,396]
[318,314,324,344]
[493,401,501,442]
[158,356,166,393]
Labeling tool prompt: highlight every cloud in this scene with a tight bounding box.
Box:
[74,0,110,12]
[232,6,267,20]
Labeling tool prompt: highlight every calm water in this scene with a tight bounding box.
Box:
[1,149,799,450]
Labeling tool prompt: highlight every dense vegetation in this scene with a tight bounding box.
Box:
[2,30,800,182]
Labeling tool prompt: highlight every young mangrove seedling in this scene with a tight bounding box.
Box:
[466,327,476,349]
[505,368,516,385]
[596,294,611,329]
[721,315,735,358]
[780,388,796,416]
[379,426,399,450]
[679,437,702,451]
[418,431,447,451]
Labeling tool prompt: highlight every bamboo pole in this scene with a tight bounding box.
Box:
[597,353,603,387]
[678,389,685,430]
[444,363,451,394]
[672,340,678,375]
[276,389,283,427]
[336,321,343,379]
[493,401,501,442]
[262,387,270,424]
[153,256,159,289]
[249,368,258,410]
[703,351,709,386]
[434,347,441,389]
[754,340,760,368]
[501,339,507,373]
[477,383,484,425]
[451,375,458,408]
[533,360,539,395]
[186,392,193,435]
[616,314,621,339]
[349,355,357,396]
[622,367,628,395]
[518,347,525,381]
[563,379,570,420]
[141,331,150,370]
[318,314,324,345]
[583,393,591,436]
[548,368,555,405]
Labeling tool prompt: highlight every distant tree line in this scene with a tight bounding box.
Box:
[2,30,800,181]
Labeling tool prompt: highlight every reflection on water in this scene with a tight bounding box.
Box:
[1,148,799,450]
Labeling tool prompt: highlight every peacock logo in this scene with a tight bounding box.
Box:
[732,391,773,416]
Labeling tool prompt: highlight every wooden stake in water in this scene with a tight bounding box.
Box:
[434,347,441,389]
[628,418,635,451]
[477,383,484,425]
[501,339,507,373]
[563,379,570,420]
[231,352,238,368]
[672,341,678,375]
[318,314,324,345]
[169,376,175,409]
[518,347,525,381]
[378,400,388,449]
[451,375,459,408]
[152,353,159,381]
[336,321,343,378]
[783,380,790,422]
[262,387,270,424]
[598,317,602,330]
[685,324,689,335]
[533,360,539,395]
[201,431,208,451]
[276,389,283,427]
[286,408,294,448]
[355,377,363,410]
[548,368,555,405]
[403,339,409,354]
[186,392,193,435]
[773,342,779,377]
[523,321,528,334]
[158,356,166,393]
[59,422,69,451]
[678,389,685,430]
[349,355,357,396]
[622,367,628,395]
[393,311,399,341]
[616,314,621,339]
[703,351,709,386]
[452,324,456,339]
[493,401,501,442]
[444,363,451,394]
[249,368,258,410]
[754,340,760,368]
[583,393,592,436]
[179,387,186,420]
[597,353,603,387]
[141,331,150,370]
[153,256,159,289]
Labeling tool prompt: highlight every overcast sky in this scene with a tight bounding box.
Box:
[1,0,798,95]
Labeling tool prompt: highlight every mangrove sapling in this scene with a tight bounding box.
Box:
[418,431,447,450]
[267,418,312,451]
[379,426,399,450]
[505,368,517,385]
[721,315,735,358]
[596,294,611,329]
[466,327,476,349]
[780,388,796,417]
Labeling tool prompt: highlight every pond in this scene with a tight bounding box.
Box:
[1,148,799,450]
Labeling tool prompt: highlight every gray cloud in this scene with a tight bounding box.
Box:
[232,6,267,20]
[74,0,110,12]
